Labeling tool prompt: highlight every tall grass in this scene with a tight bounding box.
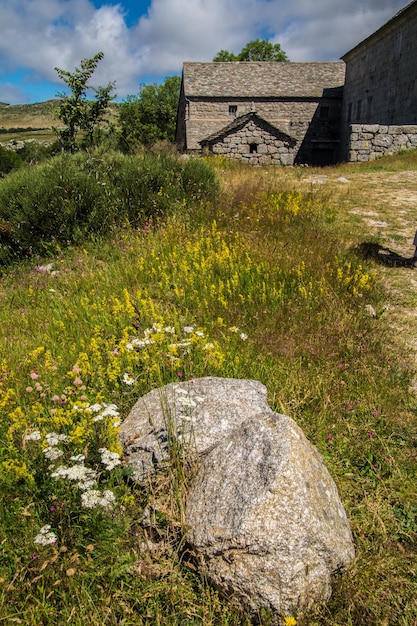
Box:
[0,154,416,624]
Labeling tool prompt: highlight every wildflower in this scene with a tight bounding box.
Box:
[81,489,116,510]
[240,333,248,341]
[195,331,205,337]
[88,403,102,413]
[73,377,83,386]
[183,326,194,333]
[203,343,214,350]
[43,446,64,461]
[46,432,68,446]
[177,396,197,408]
[26,386,33,393]
[284,617,297,626]
[30,372,39,380]
[164,326,175,334]
[51,395,60,403]
[51,464,97,490]
[112,349,119,355]
[169,341,191,348]
[34,524,57,546]
[368,432,374,438]
[99,447,121,471]
[123,373,135,386]
[70,454,85,463]
[152,323,163,332]
[101,403,119,418]
[327,434,333,440]
[25,430,41,441]
[228,326,239,333]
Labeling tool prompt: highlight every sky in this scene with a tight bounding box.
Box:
[0,0,409,104]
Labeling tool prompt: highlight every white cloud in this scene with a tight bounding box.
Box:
[0,0,411,101]
[0,82,31,105]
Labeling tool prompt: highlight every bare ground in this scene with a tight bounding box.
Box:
[301,168,417,379]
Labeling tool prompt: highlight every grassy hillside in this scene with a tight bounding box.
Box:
[0,100,120,142]
[0,151,417,625]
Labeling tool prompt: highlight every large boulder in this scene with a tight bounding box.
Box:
[119,377,355,617]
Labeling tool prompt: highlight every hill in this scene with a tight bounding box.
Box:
[0,100,119,142]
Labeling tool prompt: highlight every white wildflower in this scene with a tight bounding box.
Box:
[240,333,248,341]
[99,448,121,471]
[25,430,41,441]
[203,343,214,350]
[51,464,97,490]
[164,326,175,334]
[43,446,64,461]
[152,323,163,332]
[34,525,57,546]
[87,404,102,413]
[70,454,85,463]
[169,341,191,348]
[46,432,68,446]
[81,489,116,510]
[123,373,135,386]
[177,396,196,408]
[194,331,205,337]
[228,326,239,333]
[101,403,119,418]
[183,326,194,333]
[143,328,153,337]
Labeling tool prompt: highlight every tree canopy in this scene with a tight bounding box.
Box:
[213,39,289,62]
[118,75,181,149]
[54,52,116,152]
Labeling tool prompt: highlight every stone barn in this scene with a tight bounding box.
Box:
[175,62,345,165]
[341,0,417,161]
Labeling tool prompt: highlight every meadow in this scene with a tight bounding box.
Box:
[0,149,416,625]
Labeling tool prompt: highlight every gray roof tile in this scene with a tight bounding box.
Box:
[182,62,345,98]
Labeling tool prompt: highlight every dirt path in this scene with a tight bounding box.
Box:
[301,169,417,374]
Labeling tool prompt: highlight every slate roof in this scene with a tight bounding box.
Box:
[182,62,345,99]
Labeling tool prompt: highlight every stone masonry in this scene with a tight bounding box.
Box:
[348,123,417,162]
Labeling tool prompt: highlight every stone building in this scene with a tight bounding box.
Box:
[341,0,417,161]
[175,62,345,165]
[175,0,417,165]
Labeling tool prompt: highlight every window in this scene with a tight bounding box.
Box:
[229,105,237,116]
[367,96,373,118]
[249,143,258,154]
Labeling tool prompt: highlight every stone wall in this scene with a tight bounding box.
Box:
[184,98,341,153]
[208,119,296,165]
[341,2,417,160]
[348,123,417,162]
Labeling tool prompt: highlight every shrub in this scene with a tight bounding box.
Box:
[0,145,22,176]
[0,150,220,264]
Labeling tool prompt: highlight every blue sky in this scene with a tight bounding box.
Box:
[0,0,408,104]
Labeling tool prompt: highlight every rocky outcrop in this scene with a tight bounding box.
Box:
[120,377,355,618]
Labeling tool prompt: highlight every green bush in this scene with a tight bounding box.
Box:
[0,150,219,264]
[0,145,22,176]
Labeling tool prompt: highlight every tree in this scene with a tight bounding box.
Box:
[119,75,181,149]
[213,39,289,62]
[54,52,116,152]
